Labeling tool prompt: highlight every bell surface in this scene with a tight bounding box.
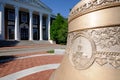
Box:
[50,0,120,80]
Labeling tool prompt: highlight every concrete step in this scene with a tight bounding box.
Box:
[0,40,19,47]
[0,40,51,47]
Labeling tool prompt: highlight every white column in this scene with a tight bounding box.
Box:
[0,3,4,40]
[14,6,19,41]
[48,14,51,40]
[39,13,43,40]
[29,10,33,41]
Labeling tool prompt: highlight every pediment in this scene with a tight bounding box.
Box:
[14,0,51,11]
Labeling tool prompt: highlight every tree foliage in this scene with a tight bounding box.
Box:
[50,13,68,44]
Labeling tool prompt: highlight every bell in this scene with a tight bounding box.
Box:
[50,0,120,80]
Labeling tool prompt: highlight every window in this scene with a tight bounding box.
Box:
[8,25,14,39]
[42,16,46,29]
[33,28,39,40]
[8,10,15,21]
[21,12,28,23]
[33,15,38,24]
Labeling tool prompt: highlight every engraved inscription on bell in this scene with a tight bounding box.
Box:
[69,34,96,70]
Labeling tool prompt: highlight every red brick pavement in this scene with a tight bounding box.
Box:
[14,51,48,57]
[19,69,55,80]
[0,55,63,79]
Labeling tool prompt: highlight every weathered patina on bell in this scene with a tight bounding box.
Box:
[50,0,120,80]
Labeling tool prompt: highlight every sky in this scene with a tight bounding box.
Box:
[40,0,80,18]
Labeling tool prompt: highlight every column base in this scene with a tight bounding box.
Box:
[49,40,55,44]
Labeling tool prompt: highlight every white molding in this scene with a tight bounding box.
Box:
[0,0,52,14]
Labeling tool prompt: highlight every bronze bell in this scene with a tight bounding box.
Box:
[50,0,120,80]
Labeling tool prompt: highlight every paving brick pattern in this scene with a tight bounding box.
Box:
[14,51,48,57]
[19,69,55,80]
[0,55,63,79]
[0,44,65,80]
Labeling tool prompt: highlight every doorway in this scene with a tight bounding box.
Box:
[20,23,29,40]
[8,25,14,40]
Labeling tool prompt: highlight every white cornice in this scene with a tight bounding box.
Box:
[0,0,52,14]
[14,0,52,12]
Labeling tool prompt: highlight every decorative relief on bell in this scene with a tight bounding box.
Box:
[69,32,96,70]
[68,26,120,70]
[95,51,120,69]
[69,0,120,22]
[91,27,120,49]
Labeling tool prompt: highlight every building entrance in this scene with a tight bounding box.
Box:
[20,23,29,40]
[8,25,14,40]
[20,27,29,40]
[33,28,39,40]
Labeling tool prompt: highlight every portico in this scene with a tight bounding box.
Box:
[0,0,52,41]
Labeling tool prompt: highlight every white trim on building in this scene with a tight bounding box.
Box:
[0,0,52,41]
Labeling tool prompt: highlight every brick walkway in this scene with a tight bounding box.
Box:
[18,69,55,80]
[0,53,63,80]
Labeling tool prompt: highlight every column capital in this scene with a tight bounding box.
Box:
[39,13,43,18]
[39,12,43,15]
[48,14,51,16]
[29,9,33,13]
[14,5,19,9]
[14,6,19,12]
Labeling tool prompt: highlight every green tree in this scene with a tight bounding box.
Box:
[50,13,68,44]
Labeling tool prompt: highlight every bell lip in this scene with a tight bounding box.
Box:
[68,0,120,23]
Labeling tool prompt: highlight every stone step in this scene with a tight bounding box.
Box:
[0,40,51,47]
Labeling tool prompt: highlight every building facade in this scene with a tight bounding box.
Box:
[0,0,52,41]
